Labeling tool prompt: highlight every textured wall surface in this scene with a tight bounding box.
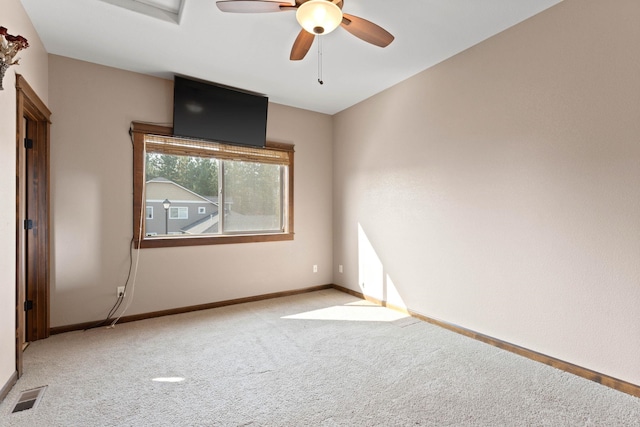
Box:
[48,55,333,327]
[333,0,640,385]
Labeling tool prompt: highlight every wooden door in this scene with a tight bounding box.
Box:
[16,75,51,376]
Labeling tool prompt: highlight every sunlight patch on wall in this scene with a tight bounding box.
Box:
[357,223,407,310]
[358,223,384,300]
[386,274,407,310]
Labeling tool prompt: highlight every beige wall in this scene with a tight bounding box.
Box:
[48,55,333,327]
[0,0,49,392]
[333,0,640,385]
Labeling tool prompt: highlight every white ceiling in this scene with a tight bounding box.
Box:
[20,0,562,115]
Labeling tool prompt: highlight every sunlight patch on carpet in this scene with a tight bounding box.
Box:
[152,377,185,383]
[282,304,409,322]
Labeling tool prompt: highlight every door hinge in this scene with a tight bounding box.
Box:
[24,219,33,230]
[24,300,33,311]
[24,138,33,149]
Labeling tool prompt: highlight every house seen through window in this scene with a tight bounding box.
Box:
[132,123,294,248]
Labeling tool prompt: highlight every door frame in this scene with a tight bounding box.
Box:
[15,74,51,376]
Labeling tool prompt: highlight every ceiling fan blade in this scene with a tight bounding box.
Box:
[341,13,394,48]
[216,1,296,13]
[290,29,315,60]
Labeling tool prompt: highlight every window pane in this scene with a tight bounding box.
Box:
[223,161,283,233]
[144,152,219,236]
[169,206,188,219]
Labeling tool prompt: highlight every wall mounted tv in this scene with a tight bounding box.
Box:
[173,76,268,148]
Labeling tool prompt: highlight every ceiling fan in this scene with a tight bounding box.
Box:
[216,0,394,61]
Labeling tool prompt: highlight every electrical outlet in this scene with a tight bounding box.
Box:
[313,265,318,273]
[117,286,125,298]
[339,265,343,273]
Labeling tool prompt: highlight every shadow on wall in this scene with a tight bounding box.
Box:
[357,223,407,310]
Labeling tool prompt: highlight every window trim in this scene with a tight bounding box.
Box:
[132,122,294,248]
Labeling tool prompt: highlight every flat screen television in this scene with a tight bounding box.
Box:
[173,76,268,148]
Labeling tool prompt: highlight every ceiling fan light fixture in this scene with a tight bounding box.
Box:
[296,0,343,35]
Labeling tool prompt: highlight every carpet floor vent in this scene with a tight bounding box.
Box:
[11,386,47,413]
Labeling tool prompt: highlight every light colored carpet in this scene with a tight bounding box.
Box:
[1,289,639,426]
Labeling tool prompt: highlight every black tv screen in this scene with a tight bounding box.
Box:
[173,76,268,148]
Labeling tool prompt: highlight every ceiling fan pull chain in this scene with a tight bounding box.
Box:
[317,36,324,85]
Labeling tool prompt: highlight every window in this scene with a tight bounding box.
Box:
[132,122,294,248]
[169,206,188,219]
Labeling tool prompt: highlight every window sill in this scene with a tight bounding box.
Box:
[136,232,294,249]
